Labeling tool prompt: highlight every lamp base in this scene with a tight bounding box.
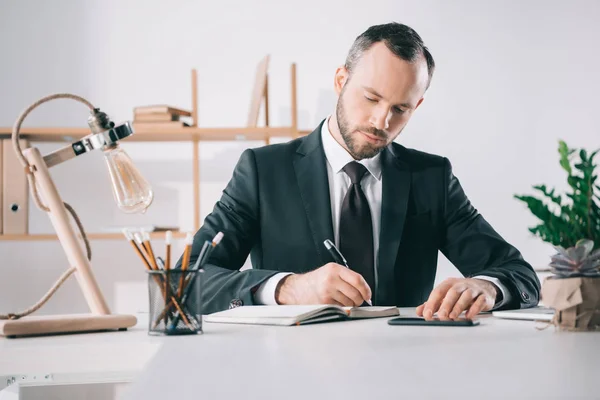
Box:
[0,313,137,338]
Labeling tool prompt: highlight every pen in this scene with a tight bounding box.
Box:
[323,239,373,306]
[165,230,172,326]
[194,231,224,271]
[156,257,168,325]
[168,232,224,330]
[178,233,194,299]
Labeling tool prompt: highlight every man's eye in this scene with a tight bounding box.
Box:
[365,96,377,102]
[393,107,405,114]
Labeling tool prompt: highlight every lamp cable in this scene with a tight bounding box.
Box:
[0,94,94,320]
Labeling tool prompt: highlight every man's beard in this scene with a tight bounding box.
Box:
[335,91,389,160]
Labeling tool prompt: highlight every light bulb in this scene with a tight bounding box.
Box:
[103,144,153,213]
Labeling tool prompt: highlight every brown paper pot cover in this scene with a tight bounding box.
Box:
[541,277,600,331]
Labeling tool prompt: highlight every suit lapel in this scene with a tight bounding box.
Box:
[293,123,334,265]
[376,145,411,305]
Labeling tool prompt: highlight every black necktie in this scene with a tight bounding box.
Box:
[339,161,375,292]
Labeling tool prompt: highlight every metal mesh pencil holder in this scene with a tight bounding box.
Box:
[147,269,203,335]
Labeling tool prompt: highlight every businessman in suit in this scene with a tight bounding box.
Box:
[180,22,540,320]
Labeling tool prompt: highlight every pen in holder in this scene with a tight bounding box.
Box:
[147,269,203,335]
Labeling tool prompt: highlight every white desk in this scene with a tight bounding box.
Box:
[2,309,599,399]
[0,316,161,398]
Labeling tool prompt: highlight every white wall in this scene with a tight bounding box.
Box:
[1,0,599,316]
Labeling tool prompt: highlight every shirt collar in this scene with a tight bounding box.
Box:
[321,116,382,181]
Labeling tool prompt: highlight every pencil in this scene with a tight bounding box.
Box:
[141,229,159,271]
[165,231,172,271]
[133,233,154,270]
[123,229,152,271]
[125,229,171,307]
[178,233,193,299]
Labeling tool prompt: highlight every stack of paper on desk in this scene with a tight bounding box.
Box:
[204,305,399,326]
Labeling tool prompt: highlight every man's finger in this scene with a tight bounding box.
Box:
[437,285,465,321]
[422,280,454,320]
[336,278,366,307]
[339,267,372,303]
[465,294,487,319]
[416,303,425,316]
[331,289,357,307]
[449,289,476,319]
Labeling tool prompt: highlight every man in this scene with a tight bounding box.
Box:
[180,22,540,320]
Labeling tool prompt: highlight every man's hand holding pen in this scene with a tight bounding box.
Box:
[275,263,372,307]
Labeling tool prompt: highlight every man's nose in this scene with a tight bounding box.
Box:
[369,106,392,131]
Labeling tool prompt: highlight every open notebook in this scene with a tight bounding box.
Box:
[204,305,399,326]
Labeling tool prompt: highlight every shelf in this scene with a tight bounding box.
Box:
[0,232,189,241]
[0,126,312,142]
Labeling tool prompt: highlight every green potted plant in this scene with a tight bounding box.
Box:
[515,141,600,330]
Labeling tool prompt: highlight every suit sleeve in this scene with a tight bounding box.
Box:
[174,149,280,313]
[439,158,541,309]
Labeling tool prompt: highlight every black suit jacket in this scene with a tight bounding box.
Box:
[179,122,540,313]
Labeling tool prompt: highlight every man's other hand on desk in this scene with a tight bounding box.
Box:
[275,263,372,306]
[416,278,498,320]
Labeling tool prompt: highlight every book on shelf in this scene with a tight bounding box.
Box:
[133,113,180,122]
[100,225,180,233]
[133,121,190,129]
[204,305,400,326]
[133,105,191,117]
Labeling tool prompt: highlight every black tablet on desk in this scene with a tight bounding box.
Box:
[388,317,479,326]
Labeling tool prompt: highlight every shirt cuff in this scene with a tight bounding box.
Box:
[472,275,512,310]
[253,273,294,305]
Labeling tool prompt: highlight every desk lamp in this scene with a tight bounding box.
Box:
[0,93,153,338]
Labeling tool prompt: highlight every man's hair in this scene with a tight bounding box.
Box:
[345,22,435,89]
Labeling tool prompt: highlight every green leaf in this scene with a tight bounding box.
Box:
[581,149,588,163]
[559,141,573,174]
[533,184,546,192]
[568,176,579,190]
[533,185,563,207]
[558,140,568,154]
[560,159,572,174]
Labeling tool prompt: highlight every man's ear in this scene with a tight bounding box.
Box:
[334,66,349,96]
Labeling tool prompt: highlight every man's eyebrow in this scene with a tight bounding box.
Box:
[363,86,412,109]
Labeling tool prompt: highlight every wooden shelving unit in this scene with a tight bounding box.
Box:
[0,126,311,143]
[0,232,188,241]
[0,61,310,241]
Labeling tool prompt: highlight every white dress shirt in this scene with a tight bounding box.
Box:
[254,117,511,308]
